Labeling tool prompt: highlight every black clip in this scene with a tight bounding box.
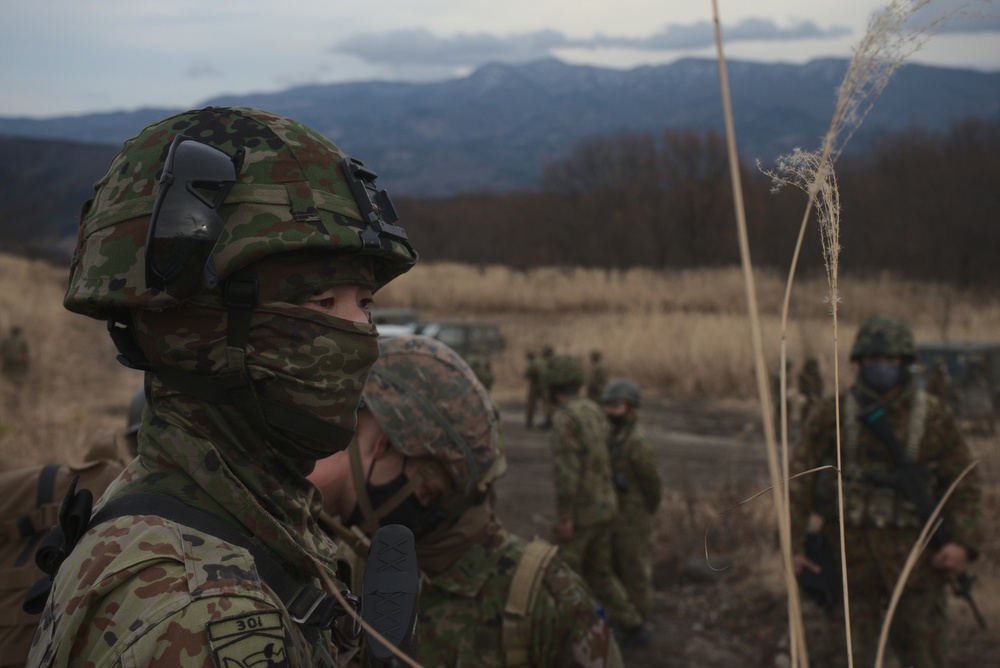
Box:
[341,156,410,251]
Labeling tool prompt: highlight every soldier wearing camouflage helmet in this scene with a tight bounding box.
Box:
[309,336,623,667]
[27,107,417,668]
[789,315,981,668]
[601,379,662,627]
[546,355,648,648]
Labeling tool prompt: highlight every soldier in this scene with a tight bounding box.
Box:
[601,379,662,625]
[798,356,824,425]
[524,350,544,428]
[789,315,981,668]
[26,106,417,667]
[586,349,609,403]
[540,344,555,429]
[546,354,649,648]
[309,335,623,667]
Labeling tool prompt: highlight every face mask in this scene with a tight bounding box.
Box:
[348,463,447,539]
[861,363,902,393]
[607,413,628,428]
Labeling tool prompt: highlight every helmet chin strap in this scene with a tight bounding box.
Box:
[347,437,436,534]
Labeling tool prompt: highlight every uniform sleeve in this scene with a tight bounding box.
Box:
[627,431,662,514]
[923,398,982,554]
[789,398,835,546]
[532,560,623,668]
[551,410,583,523]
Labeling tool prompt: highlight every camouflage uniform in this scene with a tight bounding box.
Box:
[524,351,545,428]
[790,316,981,668]
[27,107,416,667]
[797,357,823,424]
[607,413,662,622]
[586,350,609,404]
[419,519,622,668]
[325,336,621,667]
[540,346,555,428]
[550,390,642,631]
[924,357,953,406]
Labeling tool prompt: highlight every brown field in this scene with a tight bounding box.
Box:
[1,252,998,666]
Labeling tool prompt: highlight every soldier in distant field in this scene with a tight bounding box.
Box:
[1,325,30,380]
[798,356,824,425]
[309,336,623,667]
[540,344,556,429]
[546,354,649,650]
[524,350,545,429]
[790,315,981,668]
[601,379,662,625]
[586,349,609,404]
[770,358,794,431]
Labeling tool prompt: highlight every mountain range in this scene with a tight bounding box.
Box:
[0,56,998,250]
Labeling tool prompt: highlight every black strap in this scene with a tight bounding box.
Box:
[37,463,61,508]
[25,491,356,639]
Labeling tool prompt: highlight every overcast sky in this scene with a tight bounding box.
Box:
[2,0,997,118]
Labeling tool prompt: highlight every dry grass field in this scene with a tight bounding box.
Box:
[2,252,998,666]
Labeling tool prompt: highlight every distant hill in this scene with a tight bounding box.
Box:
[0,57,997,255]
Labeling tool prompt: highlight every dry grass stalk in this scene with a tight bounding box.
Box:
[874,462,979,668]
[709,2,809,665]
[757,2,991,666]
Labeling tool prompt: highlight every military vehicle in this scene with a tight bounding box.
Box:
[413,321,505,359]
[916,341,1000,429]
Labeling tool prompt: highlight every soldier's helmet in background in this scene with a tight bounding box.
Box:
[546,354,584,392]
[363,335,502,501]
[601,378,641,407]
[850,315,916,361]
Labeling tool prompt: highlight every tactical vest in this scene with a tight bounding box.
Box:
[818,389,930,530]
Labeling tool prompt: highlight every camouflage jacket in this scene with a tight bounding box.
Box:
[585,365,608,403]
[418,519,621,667]
[550,396,617,526]
[27,396,347,668]
[789,382,981,591]
[608,416,662,521]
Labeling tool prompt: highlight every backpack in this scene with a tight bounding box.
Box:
[0,442,124,668]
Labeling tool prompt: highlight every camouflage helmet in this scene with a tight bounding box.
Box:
[601,378,641,407]
[850,315,916,361]
[363,335,500,498]
[65,106,416,317]
[546,354,584,389]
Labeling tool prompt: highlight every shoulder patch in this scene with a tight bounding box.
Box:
[207,610,290,668]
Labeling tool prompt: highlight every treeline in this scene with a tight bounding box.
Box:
[399,117,1000,289]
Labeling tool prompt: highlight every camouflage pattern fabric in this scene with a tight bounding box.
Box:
[607,414,662,621]
[0,437,123,668]
[29,107,415,667]
[550,396,641,630]
[797,359,823,424]
[789,378,981,668]
[586,357,609,404]
[418,518,622,667]
[524,353,546,428]
[27,386,349,668]
[849,314,916,360]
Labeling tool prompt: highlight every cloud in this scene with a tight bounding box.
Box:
[331,18,853,68]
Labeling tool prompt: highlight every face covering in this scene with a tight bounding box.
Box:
[607,413,628,428]
[861,362,902,393]
[348,457,448,539]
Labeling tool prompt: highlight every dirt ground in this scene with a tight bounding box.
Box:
[489,394,1000,668]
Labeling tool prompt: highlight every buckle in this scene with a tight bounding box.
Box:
[288,586,326,625]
